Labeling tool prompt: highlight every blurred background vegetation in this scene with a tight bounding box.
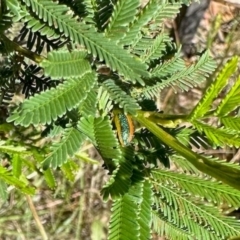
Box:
[0,1,240,239]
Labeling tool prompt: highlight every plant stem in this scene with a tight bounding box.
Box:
[134,111,240,191]
[1,35,44,63]
[26,195,48,240]
[137,110,188,127]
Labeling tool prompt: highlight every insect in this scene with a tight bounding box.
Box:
[113,111,134,146]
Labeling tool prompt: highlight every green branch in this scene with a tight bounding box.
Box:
[1,35,44,63]
[134,111,240,191]
[137,110,188,127]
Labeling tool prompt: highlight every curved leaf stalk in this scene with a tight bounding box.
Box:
[137,110,188,128]
[134,111,240,191]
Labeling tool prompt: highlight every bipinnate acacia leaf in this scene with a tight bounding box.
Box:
[108,195,139,240]
[43,127,85,170]
[190,56,238,120]
[7,72,96,126]
[22,0,149,84]
[40,50,91,79]
[101,148,134,201]
[215,75,240,117]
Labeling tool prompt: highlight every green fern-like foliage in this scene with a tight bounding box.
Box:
[2,0,240,239]
[190,56,239,120]
[101,79,140,115]
[108,171,153,240]
[101,147,134,200]
[42,125,85,169]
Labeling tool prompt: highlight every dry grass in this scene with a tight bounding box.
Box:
[0,159,110,240]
